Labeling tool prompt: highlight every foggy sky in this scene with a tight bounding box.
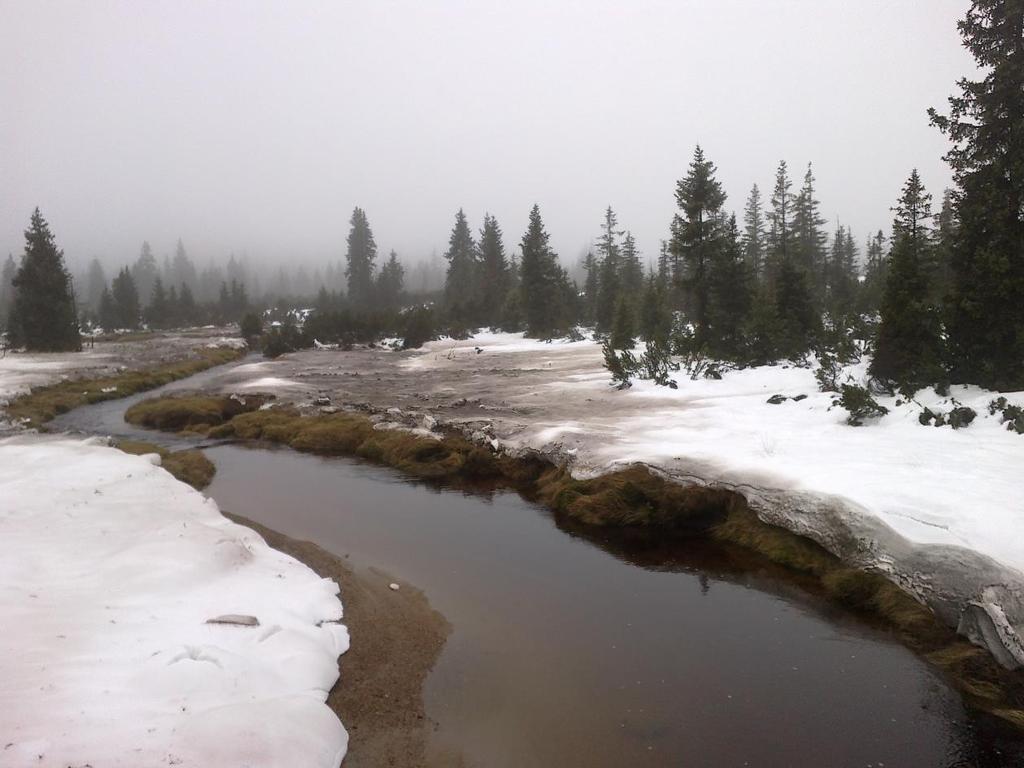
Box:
[1,1,973,271]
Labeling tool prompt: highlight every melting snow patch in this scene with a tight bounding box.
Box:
[0,435,348,767]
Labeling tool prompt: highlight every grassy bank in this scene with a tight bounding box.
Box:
[124,393,1024,730]
[115,439,216,490]
[4,346,244,429]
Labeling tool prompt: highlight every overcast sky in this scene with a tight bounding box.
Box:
[1,0,973,271]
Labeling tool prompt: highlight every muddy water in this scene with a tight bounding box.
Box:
[53,372,1022,768]
[202,444,1015,768]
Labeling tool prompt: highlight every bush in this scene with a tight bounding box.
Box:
[239,312,263,342]
[402,306,437,349]
[834,383,889,426]
[988,397,1024,434]
[602,343,636,389]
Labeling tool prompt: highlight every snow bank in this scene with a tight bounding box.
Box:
[405,332,1024,665]
[0,436,348,767]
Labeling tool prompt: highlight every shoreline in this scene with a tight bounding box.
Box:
[222,511,452,768]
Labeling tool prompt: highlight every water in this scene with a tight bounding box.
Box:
[55,369,1023,768]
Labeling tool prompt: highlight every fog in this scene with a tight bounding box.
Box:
[1,0,972,273]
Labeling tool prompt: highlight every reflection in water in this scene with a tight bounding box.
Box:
[199,444,1020,768]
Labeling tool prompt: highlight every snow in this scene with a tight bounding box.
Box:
[413,332,1024,576]
[241,376,303,389]
[0,352,113,403]
[0,436,348,767]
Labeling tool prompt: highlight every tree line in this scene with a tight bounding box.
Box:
[3,0,1021,395]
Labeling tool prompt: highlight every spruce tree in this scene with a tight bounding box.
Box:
[111,267,141,329]
[930,189,957,305]
[478,214,509,327]
[0,255,17,330]
[766,160,796,277]
[443,209,479,324]
[519,204,568,338]
[171,239,198,293]
[742,184,767,278]
[84,258,107,315]
[620,232,644,301]
[869,170,944,390]
[668,145,727,346]
[98,286,117,332]
[791,162,828,292]
[148,276,169,328]
[132,241,159,306]
[860,230,888,313]
[929,0,1024,389]
[773,258,819,359]
[376,250,405,310]
[708,214,753,358]
[609,294,636,350]
[638,272,671,344]
[345,207,377,309]
[594,206,622,333]
[9,209,80,351]
[582,251,600,326]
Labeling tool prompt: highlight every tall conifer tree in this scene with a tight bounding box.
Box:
[930,0,1024,388]
[345,207,377,309]
[9,208,80,351]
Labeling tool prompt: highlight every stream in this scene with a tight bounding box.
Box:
[51,364,1024,767]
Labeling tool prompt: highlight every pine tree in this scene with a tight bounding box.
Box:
[929,0,1024,389]
[869,170,944,390]
[773,258,819,359]
[376,250,405,310]
[171,239,198,293]
[478,214,509,327]
[111,267,140,329]
[860,230,888,313]
[594,206,622,333]
[1,255,18,330]
[9,209,80,351]
[582,251,600,326]
[98,286,117,332]
[147,276,169,328]
[708,214,753,358]
[132,241,159,306]
[826,225,858,315]
[178,282,196,324]
[620,231,644,301]
[519,204,568,338]
[668,145,727,345]
[443,209,479,324]
[609,294,636,350]
[638,272,672,344]
[345,207,377,309]
[742,184,767,279]
[930,189,957,304]
[791,162,828,292]
[84,258,107,315]
[766,161,796,276]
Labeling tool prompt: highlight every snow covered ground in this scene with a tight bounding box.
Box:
[412,332,1024,572]
[0,435,348,765]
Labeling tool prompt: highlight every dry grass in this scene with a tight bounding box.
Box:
[113,438,216,490]
[5,347,244,429]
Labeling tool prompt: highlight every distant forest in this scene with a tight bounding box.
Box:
[2,0,1022,395]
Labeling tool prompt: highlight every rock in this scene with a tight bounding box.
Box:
[388,583,400,591]
[313,395,331,406]
[792,394,808,402]
[205,614,260,627]
[766,394,788,405]
[948,406,977,430]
